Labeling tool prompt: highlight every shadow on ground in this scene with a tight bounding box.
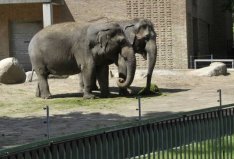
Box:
[0,109,179,149]
[51,86,190,98]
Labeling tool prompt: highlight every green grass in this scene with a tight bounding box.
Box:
[138,135,234,159]
[0,96,136,117]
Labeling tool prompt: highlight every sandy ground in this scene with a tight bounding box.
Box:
[0,69,234,149]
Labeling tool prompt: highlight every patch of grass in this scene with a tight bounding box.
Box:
[0,96,135,117]
[138,84,161,96]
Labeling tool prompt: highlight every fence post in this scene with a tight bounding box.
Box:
[136,96,142,121]
[217,89,223,159]
[43,106,50,138]
[217,89,222,107]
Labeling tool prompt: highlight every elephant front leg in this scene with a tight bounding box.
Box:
[82,65,95,99]
[36,73,51,99]
[97,65,110,98]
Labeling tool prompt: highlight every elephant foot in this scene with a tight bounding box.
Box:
[41,93,52,99]
[83,93,95,99]
[138,84,161,96]
[91,84,99,91]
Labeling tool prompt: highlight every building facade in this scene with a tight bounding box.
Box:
[0,0,232,71]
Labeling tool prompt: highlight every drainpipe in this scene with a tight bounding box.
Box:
[43,2,53,27]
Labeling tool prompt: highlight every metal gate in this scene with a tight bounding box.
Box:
[0,104,234,159]
[10,22,42,71]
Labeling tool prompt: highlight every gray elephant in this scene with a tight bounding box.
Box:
[28,22,136,99]
[81,18,157,95]
[118,18,157,94]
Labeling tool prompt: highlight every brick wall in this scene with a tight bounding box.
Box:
[126,0,188,69]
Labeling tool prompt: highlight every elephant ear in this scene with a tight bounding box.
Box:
[96,29,110,49]
[124,24,136,45]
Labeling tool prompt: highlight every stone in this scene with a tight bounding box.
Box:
[0,58,26,84]
[190,62,227,77]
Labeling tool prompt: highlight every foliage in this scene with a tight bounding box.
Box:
[138,84,161,96]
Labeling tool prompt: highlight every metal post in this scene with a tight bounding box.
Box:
[136,96,142,121]
[43,106,50,138]
[217,89,223,158]
[217,89,222,107]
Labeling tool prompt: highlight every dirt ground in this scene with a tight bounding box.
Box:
[0,69,234,149]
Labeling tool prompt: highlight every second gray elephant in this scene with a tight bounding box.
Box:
[80,18,157,95]
[29,22,136,99]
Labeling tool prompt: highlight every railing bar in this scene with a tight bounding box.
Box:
[219,109,222,159]
[178,118,181,159]
[183,117,187,159]
[175,119,178,159]
[199,114,202,159]
[157,123,161,159]
[230,109,233,159]
[191,116,195,159]
[170,120,174,159]
[209,112,212,159]
[151,124,155,159]
[131,128,136,159]
[127,129,131,159]
[142,126,146,159]
[165,121,169,159]
[231,108,234,159]
[212,111,215,159]
[162,122,165,159]
[202,113,208,159]
[224,109,228,159]
[137,127,141,159]
[188,116,191,159]
[195,115,199,159]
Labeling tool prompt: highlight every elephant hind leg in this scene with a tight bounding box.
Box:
[35,68,51,99]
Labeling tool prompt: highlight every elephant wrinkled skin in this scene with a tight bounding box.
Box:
[29,22,136,99]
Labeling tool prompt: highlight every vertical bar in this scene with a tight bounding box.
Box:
[192,116,195,159]
[43,2,53,27]
[170,120,174,159]
[166,121,169,159]
[175,119,178,159]
[137,96,142,121]
[217,89,222,106]
[43,106,50,139]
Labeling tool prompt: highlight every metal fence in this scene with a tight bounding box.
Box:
[0,104,234,159]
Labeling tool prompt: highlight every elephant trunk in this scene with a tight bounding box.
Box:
[117,46,136,88]
[145,39,157,88]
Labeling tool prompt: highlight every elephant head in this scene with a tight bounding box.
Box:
[87,23,136,88]
[121,18,157,89]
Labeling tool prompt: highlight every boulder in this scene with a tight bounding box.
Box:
[0,58,26,84]
[190,62,227,77]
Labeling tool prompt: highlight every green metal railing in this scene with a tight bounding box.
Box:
[0,104,234,159]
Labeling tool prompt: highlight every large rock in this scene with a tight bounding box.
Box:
[190,62,227,77]
[0,58,26,84]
